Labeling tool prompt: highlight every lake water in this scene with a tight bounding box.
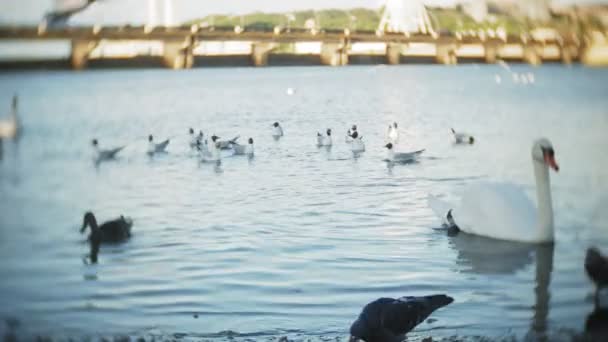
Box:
[0,64,607,341]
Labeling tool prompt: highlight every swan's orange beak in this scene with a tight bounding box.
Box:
[544,153,559,172]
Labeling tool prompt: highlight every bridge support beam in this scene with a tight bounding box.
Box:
[484,41,500,64]
[386,43,403,65]
[560,46,575,65]
[523,44,542,66]
[251,42,277,67]
[436,43,457,65]
[71,39,98,70]
[163,39,193,70]
[321,42,348,66]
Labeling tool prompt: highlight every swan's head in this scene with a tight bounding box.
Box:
[532,138,559,172]
[327,129,331,136]
[273,122,279,128]
[148,135,153,142]
[248,138,254,145]
[385,143,394,150]
[81,211,97,233]
[189,128,194,134]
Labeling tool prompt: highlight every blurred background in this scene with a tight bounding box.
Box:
[0,0,607,67]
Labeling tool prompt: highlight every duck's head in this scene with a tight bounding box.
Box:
[148,135,153,142]
[327,129,332,136]
[385,143,394,150]
[189,128,194,134]
[469,136,475,144]
[81,211,98,233]
[91,139,98,147]
[248,138,254,145]
[273,122,279,128]
[351,131,359,139]
[211,135,219,142]
[393,122,398,128]
[348,318,369,342]
[532,138,559,172]
[351,124,357,131]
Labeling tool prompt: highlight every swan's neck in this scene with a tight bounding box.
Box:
[533,160,554,242]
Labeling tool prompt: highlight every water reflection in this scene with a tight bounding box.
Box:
[447,233,554,338]
[448,233,537,275]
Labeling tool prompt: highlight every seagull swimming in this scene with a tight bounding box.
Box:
[147,135,170,155]
[349,294,454,342]
[92,139,124,162]
[317,129,332,147]
[233,137,254,156]
[384,143,424,163]
[217,135,240,150]
[201,135,221,162]
[386,122,399,144]
[272,122,284,138]
[189,128,198,149]
[349,130,365,153]
[451,128,475,144]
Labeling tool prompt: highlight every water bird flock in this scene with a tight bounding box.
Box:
[4,94,605,340]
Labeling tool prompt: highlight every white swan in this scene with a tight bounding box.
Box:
[317,129,332,147]
[0,95,19,140]
[92,139,124,161]
[428,138,559,243]
[272,122,284,138]
[384,143,424,163]
[387,122,399,144]
[451,128,474,144]
[147,135,170,154]
[233,138,254,156]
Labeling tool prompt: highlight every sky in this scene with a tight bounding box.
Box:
[0,0,605,26]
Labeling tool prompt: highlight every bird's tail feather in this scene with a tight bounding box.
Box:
[427,194,452,226]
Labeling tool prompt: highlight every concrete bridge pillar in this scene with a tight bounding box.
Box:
[251,42,277,67]
[71,39,98,70]
[484,42,500,64]
[386,43,403,65]
[436,43,457,65]
[523,44,542,66]
[321,42,348,66]
[561,46,574,65]
[163,39,194,70]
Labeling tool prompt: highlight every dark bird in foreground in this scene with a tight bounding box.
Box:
[585,247,608,305]
[349,294,453,342]
[80,211,133,263]
[585,306,608,339]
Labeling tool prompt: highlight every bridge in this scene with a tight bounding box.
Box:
[0,0,584,69]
